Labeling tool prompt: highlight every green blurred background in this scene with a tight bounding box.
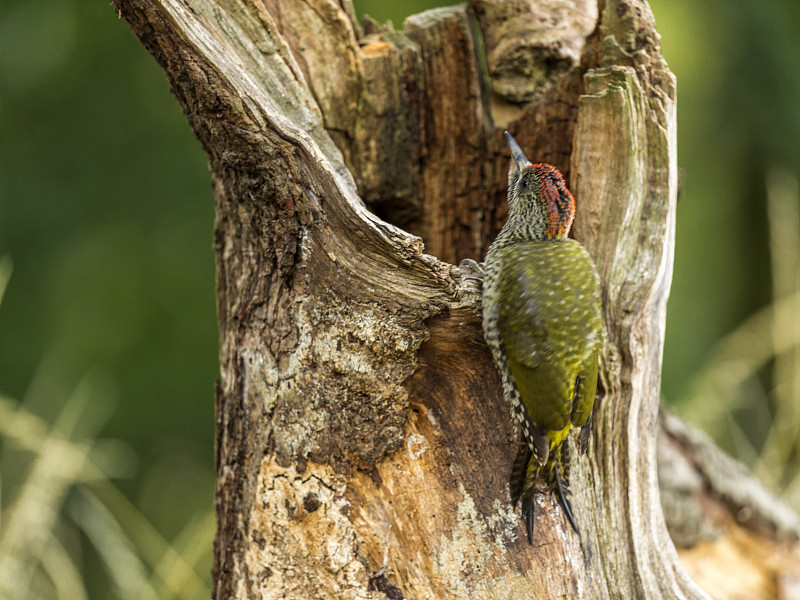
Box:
[1,0,798,597]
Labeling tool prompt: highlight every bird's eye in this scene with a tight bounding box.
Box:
[521,179,529,189]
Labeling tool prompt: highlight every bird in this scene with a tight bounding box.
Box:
[462,132,603,543]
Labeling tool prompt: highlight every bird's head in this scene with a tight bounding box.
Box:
[505,132,575,240]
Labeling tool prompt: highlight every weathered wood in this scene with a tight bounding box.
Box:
[109,0,800,598]
[470,0,597,103]
[659,411,800,600]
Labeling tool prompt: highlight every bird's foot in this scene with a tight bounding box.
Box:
[459,259,486,284]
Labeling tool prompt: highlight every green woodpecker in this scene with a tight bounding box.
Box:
[466,132,603,542]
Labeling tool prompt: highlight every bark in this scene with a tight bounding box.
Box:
[109,0,800,598]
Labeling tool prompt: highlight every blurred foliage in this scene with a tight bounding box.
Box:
[0,0,216,596]
[649,0,800,470]
[0,0,798,597]
[0,303,214,598]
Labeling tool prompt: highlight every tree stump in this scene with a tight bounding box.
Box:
[112,0,800,598]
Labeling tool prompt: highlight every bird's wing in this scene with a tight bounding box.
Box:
[570,351,598,429]
[496,251,573,433]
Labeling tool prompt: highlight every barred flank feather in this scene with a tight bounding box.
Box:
[510,442,532,506]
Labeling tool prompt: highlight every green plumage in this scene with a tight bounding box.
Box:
[474,133,603,542]
[495,241,600,436]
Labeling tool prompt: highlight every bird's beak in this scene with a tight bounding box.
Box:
[505,131,532,172]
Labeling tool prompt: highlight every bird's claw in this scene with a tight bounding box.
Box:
[554,467,579,535]
[459,258,486,284]
[521,492,536,544]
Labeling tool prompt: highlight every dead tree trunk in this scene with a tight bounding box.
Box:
[112,0,799,598]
